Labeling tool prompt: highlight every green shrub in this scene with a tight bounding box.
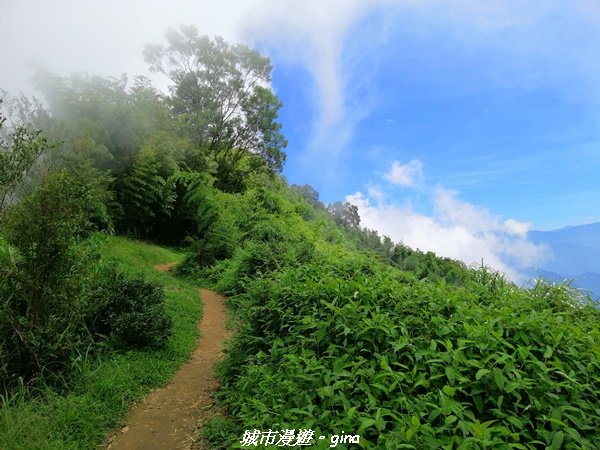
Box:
[206,219,315,297]
[176,178,249,273]
[213,258,600,449]
[90,268,172,349]
[0,171,110,388]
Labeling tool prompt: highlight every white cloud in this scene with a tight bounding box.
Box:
[346,186,547,282]
[367,185,385,203]
[384,159,424,187]
[504,218,531,237]
[0,0,263,96]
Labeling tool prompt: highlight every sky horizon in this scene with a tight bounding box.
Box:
[2,0,599,280]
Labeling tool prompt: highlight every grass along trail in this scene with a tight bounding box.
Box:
[105,263,229,450]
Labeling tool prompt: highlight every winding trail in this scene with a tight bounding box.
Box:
[105,263,229,450]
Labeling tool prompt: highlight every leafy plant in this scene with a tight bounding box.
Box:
[0,170,112,388]
[114,145,176,237]
[90,267,172,349]
[208,247,600,448]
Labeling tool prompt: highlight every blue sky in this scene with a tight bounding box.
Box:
[250,2,600,232]
[2,0,599,279]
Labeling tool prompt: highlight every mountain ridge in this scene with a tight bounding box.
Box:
[528,221,600,300]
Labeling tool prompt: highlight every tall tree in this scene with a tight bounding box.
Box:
[144,26,287,189]
[328,201,361,229]
[0,99,54,217]
[291,183,325,210]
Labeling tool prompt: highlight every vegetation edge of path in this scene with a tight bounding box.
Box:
[0,235,203,450]
[105,286,229,450]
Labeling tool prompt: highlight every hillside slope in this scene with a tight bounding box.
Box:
[175,182,600,449]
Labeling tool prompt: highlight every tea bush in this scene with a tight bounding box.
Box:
[89,267,172,349]
[211,256,600,449]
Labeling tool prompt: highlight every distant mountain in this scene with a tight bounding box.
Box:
[527,222,600,300]
[530,222,600,251]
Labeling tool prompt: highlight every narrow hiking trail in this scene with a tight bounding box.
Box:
[105,263,229,450]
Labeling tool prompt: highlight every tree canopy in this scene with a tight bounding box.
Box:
[144,26,287,188]
[328,201,361,229]
[0,100,54,216]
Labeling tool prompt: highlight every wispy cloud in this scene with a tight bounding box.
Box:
[384,159,424,187]
[243,0,600,156]
[242,0,375,153]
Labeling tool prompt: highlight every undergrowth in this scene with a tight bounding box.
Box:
[208,254,600,449]
[0,235,202,450]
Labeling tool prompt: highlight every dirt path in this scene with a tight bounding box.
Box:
[153,262,178,272]
[105,263,229,450]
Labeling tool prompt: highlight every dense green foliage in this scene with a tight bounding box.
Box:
[0,169,172,389]
[90,268,172,349]
[0,171,109,386]
[0,237,201,450]
[213,261,600,448]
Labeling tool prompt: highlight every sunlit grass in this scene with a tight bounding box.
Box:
[0,234,202,449]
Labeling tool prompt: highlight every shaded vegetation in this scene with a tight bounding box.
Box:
[89,268,172,349]
[0,236,200,450]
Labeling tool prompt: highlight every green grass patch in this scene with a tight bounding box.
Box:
[100,235,185,275]
[0,234,202,450]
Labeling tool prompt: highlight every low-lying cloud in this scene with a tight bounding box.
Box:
[348,161,548,282]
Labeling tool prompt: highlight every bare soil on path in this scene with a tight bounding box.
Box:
[105,262,229,450]
[153,262,178,272]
